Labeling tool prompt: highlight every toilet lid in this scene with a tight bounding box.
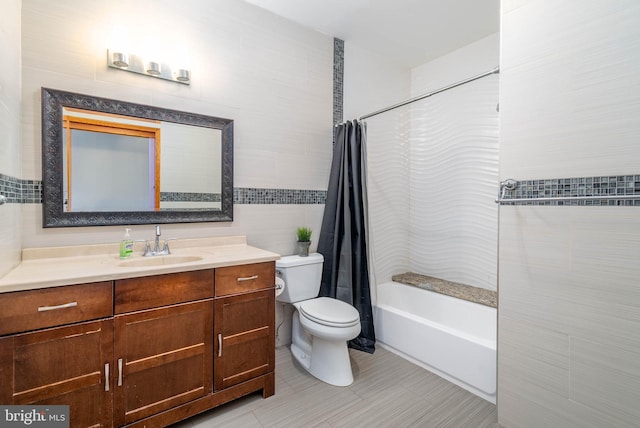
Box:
[298,297,360,328]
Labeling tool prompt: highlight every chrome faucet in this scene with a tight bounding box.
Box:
[143,225,173,256]
[154,225,162,253]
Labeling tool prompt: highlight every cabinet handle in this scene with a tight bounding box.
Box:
[237,275,258,282]
[37,301,77,312]
[104,363,110,392]
[117,358,123,387]
[218,334,222,357]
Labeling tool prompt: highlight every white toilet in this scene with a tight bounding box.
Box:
[276,253,361,386]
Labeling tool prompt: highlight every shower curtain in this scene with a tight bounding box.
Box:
[317,120,375,354]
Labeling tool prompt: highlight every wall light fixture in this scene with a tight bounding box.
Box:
[111,52,129,67]
[107,49,190,85]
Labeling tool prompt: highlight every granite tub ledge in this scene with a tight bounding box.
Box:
[391,272,497,308]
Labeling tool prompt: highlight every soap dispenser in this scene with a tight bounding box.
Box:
[119,228,134,259]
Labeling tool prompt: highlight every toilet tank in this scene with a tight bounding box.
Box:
[275,253,324,303]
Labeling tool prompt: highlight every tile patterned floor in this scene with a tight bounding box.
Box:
[171,346,498,428]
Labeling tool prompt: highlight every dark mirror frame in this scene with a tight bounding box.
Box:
[41,87,233,227]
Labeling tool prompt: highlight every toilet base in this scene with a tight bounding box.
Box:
[291,311,356,387]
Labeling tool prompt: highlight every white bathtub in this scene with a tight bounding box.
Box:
[374,281,496,403]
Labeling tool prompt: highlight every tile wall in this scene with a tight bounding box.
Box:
[408,34,499,291]
[498,1,640,426]
[16,0,334,255]
[0,0,22,277]
[365,34,500,292]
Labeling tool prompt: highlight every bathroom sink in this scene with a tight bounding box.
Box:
[118,255,203,268]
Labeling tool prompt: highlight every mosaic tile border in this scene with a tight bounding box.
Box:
[234,188,326,205]
[502,175,640,206]
[160,192,221,203]
[333,38,344,125]
[0,174,42,204]
[5,173,639,207]
[0,174,326,206]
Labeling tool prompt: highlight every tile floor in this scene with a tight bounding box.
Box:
[171,346,498,428]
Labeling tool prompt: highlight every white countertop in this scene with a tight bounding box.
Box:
[0,236,280,293]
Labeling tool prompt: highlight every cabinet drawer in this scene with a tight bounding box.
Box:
[115,269,214,314]
[0,282,113,336]
[215,262,275,296]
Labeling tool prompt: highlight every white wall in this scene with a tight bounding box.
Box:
[20,0,333,258]
[498,1,640,426]
[341,42,411,292]
[364,109,411,290]
[411,33,500,96]
[161,124,222,195]
[0,0,22,277]
[343,42,410,121]
[342,42,410,291]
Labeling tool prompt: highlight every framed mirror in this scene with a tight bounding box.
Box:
[41,88,233,227]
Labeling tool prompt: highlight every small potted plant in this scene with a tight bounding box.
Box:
[296,227,312,257]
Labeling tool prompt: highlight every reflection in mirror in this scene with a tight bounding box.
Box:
[42,88,233,227]
[160,122,222,210]
[62,108,222,212]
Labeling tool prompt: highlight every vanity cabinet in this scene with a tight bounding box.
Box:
[0,281,113,336]
[113,271,214,427]
[0,320,114,427]
[0,282,114,428]
[113,302,213,426]
[214,263,276,390]
[0,261,276,428]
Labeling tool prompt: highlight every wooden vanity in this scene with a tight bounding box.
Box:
[0,237,279,427]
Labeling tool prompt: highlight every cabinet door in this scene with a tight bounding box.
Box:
[114,300,213,426]
[0,319,113,428]
[214,289,275,390]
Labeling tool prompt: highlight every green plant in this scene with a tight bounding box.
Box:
[296,227,312,242]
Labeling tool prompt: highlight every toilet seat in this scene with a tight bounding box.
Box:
[298,297,360,328]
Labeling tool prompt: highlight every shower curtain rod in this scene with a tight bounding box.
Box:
[357,66,500,121]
